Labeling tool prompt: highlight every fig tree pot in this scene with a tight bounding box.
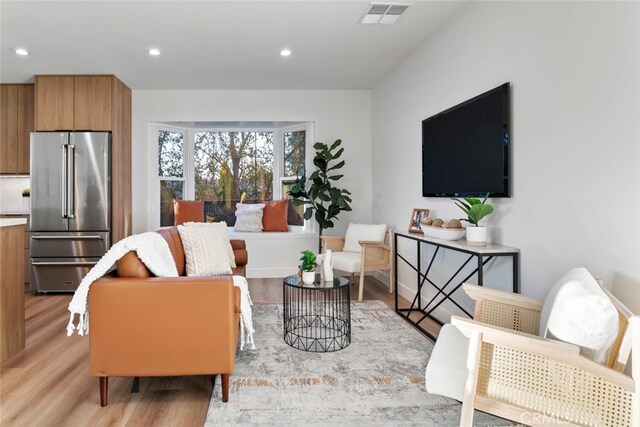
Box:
[466,226,487,246]
[301,270,316,285]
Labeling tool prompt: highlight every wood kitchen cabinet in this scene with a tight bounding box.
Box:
[34,74,132,243]
[34,76,74,131]
[73,76,112,131]
[35,75,114,132]
[0,222,26,363]
[0,84,34,174]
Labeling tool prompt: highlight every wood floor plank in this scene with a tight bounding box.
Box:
[0,276,438,426]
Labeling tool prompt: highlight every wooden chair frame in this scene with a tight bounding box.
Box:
[320,229,394,301]
[452,283,638,426]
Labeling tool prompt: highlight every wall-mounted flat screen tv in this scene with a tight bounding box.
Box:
[422,82,510,198]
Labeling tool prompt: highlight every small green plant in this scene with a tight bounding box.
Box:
[451,193,494,226]
[299,250,318,272]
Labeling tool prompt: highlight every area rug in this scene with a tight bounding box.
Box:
[205,301,512,426]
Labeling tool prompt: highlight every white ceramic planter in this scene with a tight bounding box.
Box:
[466,226,488,246]
[302,270,316,285]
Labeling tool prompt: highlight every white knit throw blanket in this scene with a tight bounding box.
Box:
[66,232,255,350]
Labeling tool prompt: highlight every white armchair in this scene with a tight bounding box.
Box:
[425,268,638,426]
[319,223,393,301]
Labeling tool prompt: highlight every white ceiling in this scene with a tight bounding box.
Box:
[0,1,464,90]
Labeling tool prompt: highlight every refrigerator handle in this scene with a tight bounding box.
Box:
[67,144,75,219]
[61,143,68,218]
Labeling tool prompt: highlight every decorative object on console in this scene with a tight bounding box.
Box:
[408,208,430,233]
[177,222,235,276]
[452,193,494,246]
[234,203,265,232]
[420,217,465,240]
[262,199,288,231]
[288,139,352,251]
[298,249,317,285]
[173,199,204,226]
[321,249,334,281]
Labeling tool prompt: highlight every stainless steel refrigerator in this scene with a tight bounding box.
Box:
[30,132,111,293]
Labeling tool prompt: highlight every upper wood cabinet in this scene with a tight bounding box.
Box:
[73,76,112,131]
[0,84,34,174]
[35,76,74,131]
[35,75,113,131]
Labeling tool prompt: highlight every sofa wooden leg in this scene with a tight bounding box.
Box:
[358,271,365,302]
[99,377,108,407]
[221,374,229,403]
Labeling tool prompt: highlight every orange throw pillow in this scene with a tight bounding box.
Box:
[173,199,204,226]
[262,200,288,232]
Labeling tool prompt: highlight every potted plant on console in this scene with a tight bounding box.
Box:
[452,193,494,246]
[299,250,318,285]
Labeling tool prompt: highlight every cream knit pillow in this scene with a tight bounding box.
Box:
[234,203,265,232]
[177,222,233,276]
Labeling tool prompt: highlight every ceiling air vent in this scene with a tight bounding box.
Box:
[360,2,411,25]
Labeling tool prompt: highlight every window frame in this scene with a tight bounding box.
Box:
[148,122,314,232]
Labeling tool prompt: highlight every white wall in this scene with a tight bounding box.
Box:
[372,1,640,314]
[131,90,372,275]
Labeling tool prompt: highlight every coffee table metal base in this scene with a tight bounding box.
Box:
[283,275,351,352]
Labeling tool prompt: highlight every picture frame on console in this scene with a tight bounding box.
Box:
[408,208,430,234]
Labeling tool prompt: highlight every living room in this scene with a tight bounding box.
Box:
[1,1,639,426]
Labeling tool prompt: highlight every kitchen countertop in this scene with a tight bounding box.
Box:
[0,218,27,228]
[0,211,29,215]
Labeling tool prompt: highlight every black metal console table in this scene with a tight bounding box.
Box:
[283,274,351,352]
[394,232,520,340]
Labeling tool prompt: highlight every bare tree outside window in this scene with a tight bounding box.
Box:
[194,131,274,225]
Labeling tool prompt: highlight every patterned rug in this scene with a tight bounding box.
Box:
[205,301,512,426]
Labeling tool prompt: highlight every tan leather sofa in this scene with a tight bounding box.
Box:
[89,226,248,406]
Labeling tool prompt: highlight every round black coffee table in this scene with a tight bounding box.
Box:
[282,274,351,352]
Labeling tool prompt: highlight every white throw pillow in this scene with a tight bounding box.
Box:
[234,203,264,232]
[182,222,236,268]
[540,267,619,364]
[177,222,233,276]
[343,223,387,253]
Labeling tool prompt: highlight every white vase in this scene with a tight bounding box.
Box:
[302,270,315,285]
[322,250,334,282]
[466,226,488,247]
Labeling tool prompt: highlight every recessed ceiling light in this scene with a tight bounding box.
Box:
[15,48,29,56]
[280,49,292,57]
[148,49,160,56]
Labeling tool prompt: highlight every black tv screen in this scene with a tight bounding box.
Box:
[422,83,510,198]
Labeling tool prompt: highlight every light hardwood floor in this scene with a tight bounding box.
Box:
[0,276,439,426]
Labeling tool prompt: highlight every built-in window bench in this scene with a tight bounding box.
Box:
[227,229,318,278]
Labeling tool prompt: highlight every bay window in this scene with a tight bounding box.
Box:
[151,123,310,230]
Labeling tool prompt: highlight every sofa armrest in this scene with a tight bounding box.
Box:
[89,276,239,377]
[231,239,248,269]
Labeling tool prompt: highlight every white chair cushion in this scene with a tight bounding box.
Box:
[540,267,619,364]
[343,223,386,253]
[318,251,361,274]
[424,323,469,402]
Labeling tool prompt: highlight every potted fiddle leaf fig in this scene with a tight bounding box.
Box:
[298,250,317,285]
[451,193,494,246]
[288,139,352,252]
